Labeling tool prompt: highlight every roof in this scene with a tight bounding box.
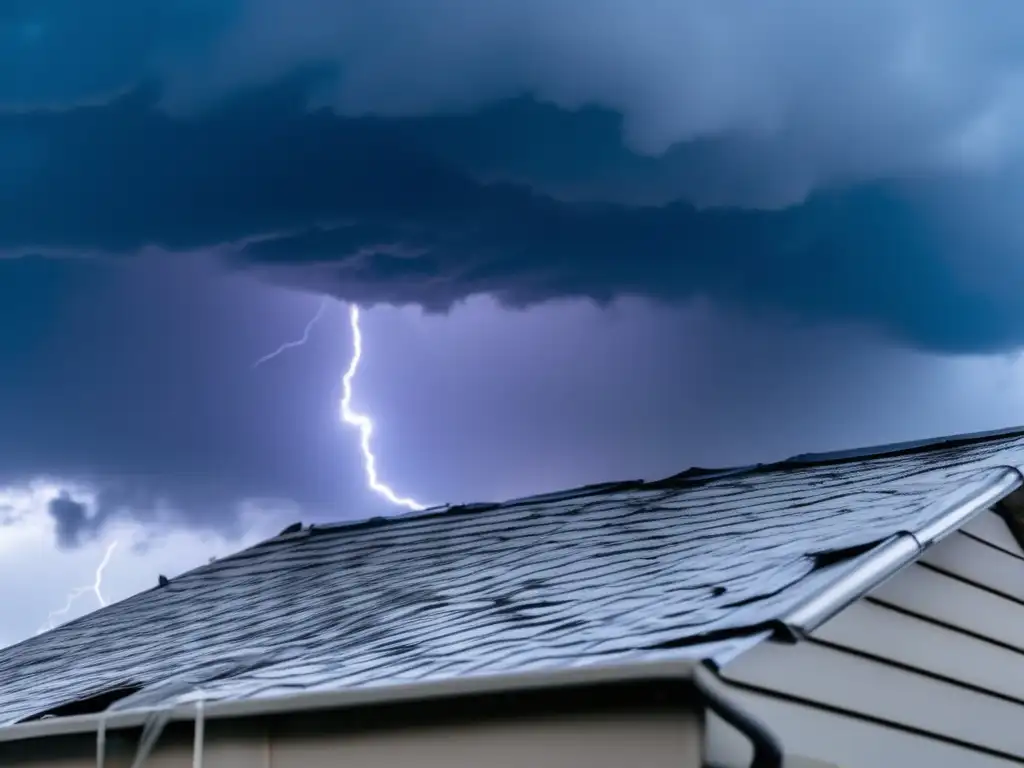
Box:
[2,427,1024,727]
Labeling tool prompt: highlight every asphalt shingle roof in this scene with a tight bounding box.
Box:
[2,428,1024,725]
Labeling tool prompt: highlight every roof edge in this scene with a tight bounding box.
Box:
[779,424,1024,469]
[0,658,699,745]
[779,465,1024,637]
[307,425,1024,540]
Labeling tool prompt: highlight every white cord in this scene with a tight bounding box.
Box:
[130,707,172,768]
[96,712,107,768]
[192,697,205,768]
[96,690,206,768]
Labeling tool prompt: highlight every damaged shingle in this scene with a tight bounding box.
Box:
[2,428,1024,725]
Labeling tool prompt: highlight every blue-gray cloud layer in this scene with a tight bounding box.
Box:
[5,1,1024,352]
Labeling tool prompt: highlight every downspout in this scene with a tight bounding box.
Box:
[694,662,782,768]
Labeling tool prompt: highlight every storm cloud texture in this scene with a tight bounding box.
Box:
[11,0,1024,642]
[6,0,1024,352]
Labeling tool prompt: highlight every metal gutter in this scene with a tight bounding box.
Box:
[782,465,1024,637]
[0,657,699,744]
[913,466,1023,546]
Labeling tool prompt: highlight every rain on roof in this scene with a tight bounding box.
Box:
[2,426,1024,726]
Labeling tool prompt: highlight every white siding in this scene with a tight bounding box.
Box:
[710,509,1024,767]
[961,510,1024,557]
[705,691,1019,768]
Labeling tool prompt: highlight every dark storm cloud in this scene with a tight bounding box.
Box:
[6,1,1024,353]
[0,1,236,108]
[5,81,1024,353]
[0,252,376,539]
[9,1,1024,189]
[47,492,93,549]
[12,0,1024,556]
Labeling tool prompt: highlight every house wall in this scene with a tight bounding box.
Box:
[0,701,705,768]
[707,508,1024,767]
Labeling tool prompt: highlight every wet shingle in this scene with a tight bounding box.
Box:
[2,429,1023,724]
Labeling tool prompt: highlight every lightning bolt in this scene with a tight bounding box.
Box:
[38,541,118,634]
[253,299,426,511]
[340,305,426,511]
[251,298,328,369]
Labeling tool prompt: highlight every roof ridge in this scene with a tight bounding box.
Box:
[234,426,1024,547]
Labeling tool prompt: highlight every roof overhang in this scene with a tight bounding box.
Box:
[0,657,701,745]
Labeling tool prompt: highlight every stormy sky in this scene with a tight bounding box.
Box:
[5,0,1024,645]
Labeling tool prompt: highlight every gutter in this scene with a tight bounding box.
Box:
[0,658,701,744]
[781,465,1024,637]
[2,655,788,768]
